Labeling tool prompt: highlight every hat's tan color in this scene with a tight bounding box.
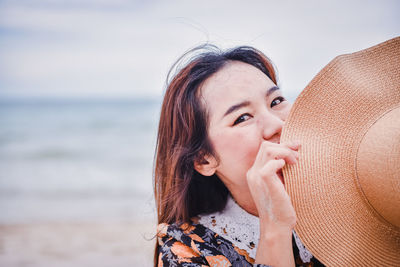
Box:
[281,37,400,267]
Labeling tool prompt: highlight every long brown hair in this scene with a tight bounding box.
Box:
[153,44,277,265]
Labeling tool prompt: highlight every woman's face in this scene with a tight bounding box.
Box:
[198,61,292,195]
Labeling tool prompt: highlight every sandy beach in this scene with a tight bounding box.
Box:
[0,220,156,267]
[0,100,160,266]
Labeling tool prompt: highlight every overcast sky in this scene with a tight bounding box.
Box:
[0,0,399,100]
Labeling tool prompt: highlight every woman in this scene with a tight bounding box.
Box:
[154,45,324,266]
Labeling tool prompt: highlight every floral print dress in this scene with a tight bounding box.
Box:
[156,197,325,267]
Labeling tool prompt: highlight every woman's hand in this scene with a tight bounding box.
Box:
[247,140,300,266]
[247,140,300,228]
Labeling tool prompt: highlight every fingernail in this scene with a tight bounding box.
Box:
[292,140,301,147]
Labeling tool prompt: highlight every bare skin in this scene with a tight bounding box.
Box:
[247,141,300,267]
[195,61,300,266]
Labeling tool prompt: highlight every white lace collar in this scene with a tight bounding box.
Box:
[198,195,313,262]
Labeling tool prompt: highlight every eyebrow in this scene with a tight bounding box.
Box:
[223,86,280,117]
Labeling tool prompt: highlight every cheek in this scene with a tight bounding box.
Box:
[212,128,261,169]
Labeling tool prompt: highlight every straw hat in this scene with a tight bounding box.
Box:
[281,37,400,267]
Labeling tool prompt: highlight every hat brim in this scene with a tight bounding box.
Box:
[281,37,400,266]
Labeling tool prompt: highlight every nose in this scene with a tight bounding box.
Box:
[259,112,284,143]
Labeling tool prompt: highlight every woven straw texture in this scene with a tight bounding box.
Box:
[281,37,400,266]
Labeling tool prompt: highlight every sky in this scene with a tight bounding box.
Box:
[0,0,399,100]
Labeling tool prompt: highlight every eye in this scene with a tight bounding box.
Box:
[271,96,286,107]
[233,113,252,125]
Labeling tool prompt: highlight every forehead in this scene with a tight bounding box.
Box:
[199,61,275,115]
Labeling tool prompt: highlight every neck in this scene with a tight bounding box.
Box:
[228,185,259,217]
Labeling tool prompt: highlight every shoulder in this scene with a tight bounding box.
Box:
[156,221,253,266]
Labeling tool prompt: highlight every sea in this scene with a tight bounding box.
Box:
[0,98,161,224]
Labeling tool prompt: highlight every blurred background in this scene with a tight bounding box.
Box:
[0,0,398,266]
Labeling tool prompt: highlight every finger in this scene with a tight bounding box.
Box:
[259,158,285,178]
[263,146,298,165]
[253,141,299,168]
[282,140,301,150]
[252,140,275,168]
[274,150,298,164]
[259,159,286,187]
